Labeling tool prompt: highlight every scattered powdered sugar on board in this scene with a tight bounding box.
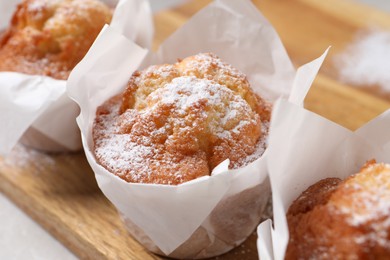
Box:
[334,29,390,92]
[0,144,55,175]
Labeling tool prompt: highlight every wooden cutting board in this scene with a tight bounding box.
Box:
[1,0,390,259]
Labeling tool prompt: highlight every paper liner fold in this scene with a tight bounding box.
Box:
[0,73,66,154]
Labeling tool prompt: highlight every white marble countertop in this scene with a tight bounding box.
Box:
[1,0,389,259]
[0,194,77,260]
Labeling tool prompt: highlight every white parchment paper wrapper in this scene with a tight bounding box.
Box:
[68,0,328,258]
[0,0,153,155]
[257,100,390,260]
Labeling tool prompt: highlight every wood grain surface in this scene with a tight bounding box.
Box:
[1,0,390,259]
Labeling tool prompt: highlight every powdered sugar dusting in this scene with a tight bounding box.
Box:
[94,102,159,183]
[235,121,268,167]
[27,0,47,13]
[331,163,390,249]
[182,53,245,81]
[96,134,153,178]
[94,75,268,185]
[337,164,390,226]
[148,76,256,140]
[334,30,390,92]
[95,97,206,185]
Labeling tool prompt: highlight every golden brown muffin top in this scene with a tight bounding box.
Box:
[0,0,112,80]
[286,161,390,259]
[93,53,271,185]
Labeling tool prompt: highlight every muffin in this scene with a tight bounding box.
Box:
[93,52,271,185]
[0,0,112,152]
[286,161,390,259]
[91,52,272,258]
[0,0,112,80]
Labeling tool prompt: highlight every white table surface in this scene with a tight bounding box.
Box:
[0,0,388,259]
